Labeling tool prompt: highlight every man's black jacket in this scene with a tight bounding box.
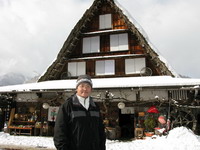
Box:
[53,95,106,150]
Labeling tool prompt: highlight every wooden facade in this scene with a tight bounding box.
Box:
[38,0,175,82]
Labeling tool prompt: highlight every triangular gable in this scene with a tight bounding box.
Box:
[38,0,178,82]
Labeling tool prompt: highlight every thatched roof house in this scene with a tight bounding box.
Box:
[38,0,178,82]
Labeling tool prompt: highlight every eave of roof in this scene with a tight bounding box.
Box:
[1,76,200,93]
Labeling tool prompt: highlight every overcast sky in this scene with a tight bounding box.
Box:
[0,0,200,78]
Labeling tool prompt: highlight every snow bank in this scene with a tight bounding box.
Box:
[106,127,200,150]
[167,126,199,141]
[0,132,55,149]
[0,127,200,150]
[166,127,200,150]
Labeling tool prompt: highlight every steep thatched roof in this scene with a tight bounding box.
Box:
[38,0,177,82]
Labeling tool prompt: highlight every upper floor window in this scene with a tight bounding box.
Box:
[96,60,115,75]
[68,62,86,76]
[99,14,112,29]
[125,58,145,74]
[83,36,100,54]
[110,33,128,51]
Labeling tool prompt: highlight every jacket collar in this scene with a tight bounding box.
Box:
[72,95,96,107]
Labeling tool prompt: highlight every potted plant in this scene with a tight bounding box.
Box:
[144,114,157,136]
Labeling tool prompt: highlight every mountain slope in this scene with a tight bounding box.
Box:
[0,72,27,86]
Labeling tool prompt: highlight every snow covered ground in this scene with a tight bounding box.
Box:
[0,126,200,150]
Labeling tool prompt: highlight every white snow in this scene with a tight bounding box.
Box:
[1,76,200,93]
[83,29,127,35]
[0,127,200,150]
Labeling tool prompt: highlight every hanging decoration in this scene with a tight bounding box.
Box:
[42,103,50,109]
[118,102,125,109]
[147,106,159,113]
[158,115,166,124]
[48,107,59,122]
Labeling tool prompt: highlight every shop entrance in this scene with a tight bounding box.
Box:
[0,109,5,131]
[196,113,200,135]
[119,109,135,139]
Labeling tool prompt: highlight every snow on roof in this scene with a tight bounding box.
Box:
[83,29,127,35]
[114,0,179,78]
[114,0,149,40]
[0,76,200,93]
[38,57,57,81]
[69,54,143,61]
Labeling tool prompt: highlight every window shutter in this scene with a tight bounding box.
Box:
[83,37,91,53]
[77,62,86,75]
[68,62,77,76]
[125,59,134,74]
[125,58,145,74]
[105,14,112,29]
[96,60,115,75]
[119,33,128,50]
[91,36,100,53]
[99,15,105,29]
[96,61,105,75]
[68,62,86,76]
[105,60,115,75]
[99,14,112,29]
[83,36,99,53]
[110,33,128,51]
[135,58,145,73]
[110,34,119,51]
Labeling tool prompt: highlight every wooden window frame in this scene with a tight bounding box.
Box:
[95,60,115,75]
[82,36,100,54]
[125,58,145,74]
[99,14,112,29]
[68,62,86,76]
[110,33,128,51]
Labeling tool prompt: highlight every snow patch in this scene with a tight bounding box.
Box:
[1,127,199,150]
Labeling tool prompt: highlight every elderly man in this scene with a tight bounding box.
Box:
[54,75,106,150]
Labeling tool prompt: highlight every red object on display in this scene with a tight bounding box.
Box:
[158,115,166,124]
[147,106,159,113]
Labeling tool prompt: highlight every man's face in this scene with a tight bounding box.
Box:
[76,82,92,98]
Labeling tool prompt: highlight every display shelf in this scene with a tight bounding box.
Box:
[8,126,33,135]
[13,120,36,123]
[8,108,37,136]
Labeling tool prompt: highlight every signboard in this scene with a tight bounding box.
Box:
[121,107,134,114]
[48,107,59,122]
